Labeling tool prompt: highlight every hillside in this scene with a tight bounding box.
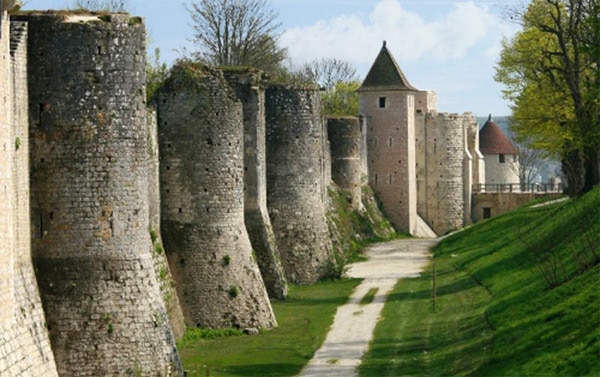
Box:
[360,188,599,376]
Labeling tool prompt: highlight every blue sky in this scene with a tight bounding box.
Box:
[23,0,521,116]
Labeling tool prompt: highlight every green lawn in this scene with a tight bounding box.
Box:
[360,188,600,376]
[178,278,360,377]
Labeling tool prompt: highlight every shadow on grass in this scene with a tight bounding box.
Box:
[220,362,302,377]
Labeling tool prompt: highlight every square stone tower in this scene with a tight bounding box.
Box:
[358,41,417,234]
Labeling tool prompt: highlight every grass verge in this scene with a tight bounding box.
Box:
[360,188,599,376]
[178,278,361,377]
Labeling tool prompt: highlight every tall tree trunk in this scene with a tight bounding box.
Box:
[583,146,600,193]
[563,149,585,196]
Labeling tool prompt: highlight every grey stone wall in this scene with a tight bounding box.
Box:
[415,112,465,235]
[222,69,287,299]
[23,13,182,376]
[0,17,58,377]
[265,85,334,284]
[158,63,276,329]
[147,108,186,339]
[327,117,362,209]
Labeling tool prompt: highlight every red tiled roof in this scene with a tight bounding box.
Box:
[479,115,517,155]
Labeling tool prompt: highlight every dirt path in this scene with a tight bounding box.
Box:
[298,238,438,377]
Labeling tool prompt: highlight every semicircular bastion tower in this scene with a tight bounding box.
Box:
[265,85,334,284]
[24,13,182,376]
[157,63,276,329]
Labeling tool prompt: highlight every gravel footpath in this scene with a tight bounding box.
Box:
[298,238,438,377]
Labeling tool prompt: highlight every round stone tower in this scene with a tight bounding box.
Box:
[479,115,520,186]
[265,85,334,284]
[327,117,363,209]
[157,63,276,329]
[24,13,182,376]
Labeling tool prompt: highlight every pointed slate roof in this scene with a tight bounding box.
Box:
[479,114,518,155]
[358,41,418,92]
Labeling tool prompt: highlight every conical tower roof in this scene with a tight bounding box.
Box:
[358,41,418,92]
[479,114,517,154]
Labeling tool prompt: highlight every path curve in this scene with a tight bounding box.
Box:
[298,238,438,377]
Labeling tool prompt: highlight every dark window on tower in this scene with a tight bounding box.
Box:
[499,154,506,163]
[378,97,386,108]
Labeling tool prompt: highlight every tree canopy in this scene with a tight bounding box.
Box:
[187,0,287,73]
[495,0,599,195]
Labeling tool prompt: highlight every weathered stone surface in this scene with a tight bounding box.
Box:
[222,69,287,299]
[158,63,276,329]
[415,112,469,235]
[327,117,362,209]
[265,85,334,284]
[23,13,182,376]
[147,108,186,340]
[0,16,58,377]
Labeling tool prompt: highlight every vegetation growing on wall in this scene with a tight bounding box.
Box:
[325,184,398,279]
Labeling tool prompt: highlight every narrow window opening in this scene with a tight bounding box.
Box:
[378,97,386,108]
[499,154,506,163]
[375,174,378,185]
[39,213,44,238]
[389,174,392,185]
[178,208,183,213]
[388,138,393,147]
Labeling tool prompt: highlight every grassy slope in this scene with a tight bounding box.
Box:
[361,188,599,376]
[178,279,360,377]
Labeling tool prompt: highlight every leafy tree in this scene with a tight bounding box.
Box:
[146,48,169,103]
[509,127,551,185]
[71,0,129,12]
[322,81,360,117]
[187,0,287,73]
[298,58,359,90]
[495,0,600,196]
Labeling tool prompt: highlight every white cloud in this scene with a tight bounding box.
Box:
[280,0,505,67]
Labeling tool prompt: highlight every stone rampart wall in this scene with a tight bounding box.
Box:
[158,64,275,329]
[415,112,466,235]
[223,69,287,299]
[265,86,333,284]
[23,13,181,376]
[147,108,186,339]
[327,117,362,209]
[0,15,59,377]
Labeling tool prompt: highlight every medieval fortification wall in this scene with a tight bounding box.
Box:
[265,86,334,284]
[415,112,479,235]
[1,11,545,376]
[360,89,417,234]
[22,13,181,375]
[222,69,287,300]
[328,117,363,209]
[157,64,276,329]
[0,6,59,376]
